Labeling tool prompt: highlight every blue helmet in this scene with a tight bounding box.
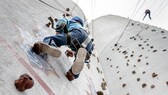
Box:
[71,16,84,27]
[56,18,67,31]
[56,18,69,33]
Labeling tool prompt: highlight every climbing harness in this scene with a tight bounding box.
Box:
[71,38,82,51]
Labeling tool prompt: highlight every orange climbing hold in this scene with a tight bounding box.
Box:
[14,73,34,91]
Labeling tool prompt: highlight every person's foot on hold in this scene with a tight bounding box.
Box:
[32,42,41,54]
[66,70,75,81]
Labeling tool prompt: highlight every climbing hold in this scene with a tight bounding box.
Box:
[122,83,126,88]
[137,59,141,62]
[14,73,34,91]
[65,13,70,16]
[150,46,154,48]
[142,71,146,74]
[162,37,166,39]
[138,44,142,47]
[125,56,128,59]
[139,55,142,57]
[87,64,90,69]
[101,82,107,90]
[151,84,155,89]
[163,49,167,52]
[54,18,58,22]
[97,91,104,95]
[131,23,134,26]
[126,93,130,95]
[96,67,101,73]
[122,50,128,55]
[146,62,149,65]
[46,22,51,27]
[153,50,157,52]
[145,56,148,59]
[137,78,140,82]
[152,73,158,78]
[114,43,117,46]
[151,29,156,32]
[166,81,168,86]
[142,83,147,88]
[132,71,136,74]
[161,31,164,33]
[126,63,129,66]
[66,8,70,11]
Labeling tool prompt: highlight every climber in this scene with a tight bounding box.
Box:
[33,16,94,81]
[143,9,152,20]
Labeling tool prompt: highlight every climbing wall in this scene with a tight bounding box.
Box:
[0,0,109,95]
[93,15,168,95]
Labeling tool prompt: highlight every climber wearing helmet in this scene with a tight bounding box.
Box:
[33,16,94,81]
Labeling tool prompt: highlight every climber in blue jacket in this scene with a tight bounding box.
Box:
[33,16,94,81]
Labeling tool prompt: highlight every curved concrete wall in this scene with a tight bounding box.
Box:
[93,15,168,95]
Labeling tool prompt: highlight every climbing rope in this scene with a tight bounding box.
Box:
[114,20,132,46]
[114,0,141,46]
[152,0,168,19]
[91,0,96,37]
[39,0,66,13]
[132,0,146,19]
[53,0,66,10]
[70,0,79,14]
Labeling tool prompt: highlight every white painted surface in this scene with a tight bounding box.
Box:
[0,0,168,95]
[93,15,168,95]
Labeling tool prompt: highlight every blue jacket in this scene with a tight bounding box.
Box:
[43,18,93,55]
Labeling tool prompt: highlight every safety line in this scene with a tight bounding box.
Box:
[114,0,141,46]
[39,0,66,13]
[132,0,146,19]
[71,0,79,14]
[152,0,168,19]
